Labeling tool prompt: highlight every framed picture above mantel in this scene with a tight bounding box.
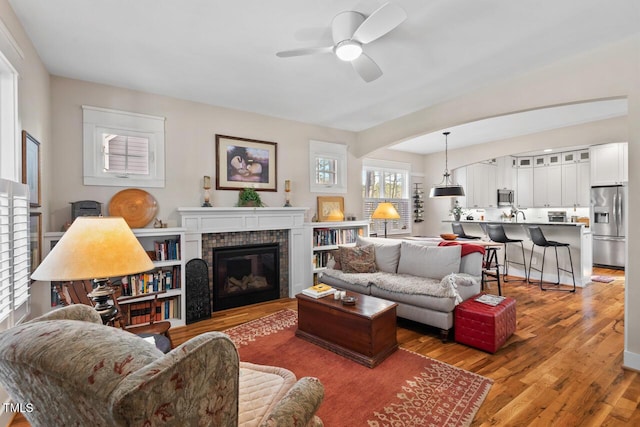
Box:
[215,134,277,191]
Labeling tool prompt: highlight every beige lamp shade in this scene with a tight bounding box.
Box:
[371,202,401,220]
[31,217,154,281]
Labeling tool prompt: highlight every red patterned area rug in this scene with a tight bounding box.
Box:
[225,309,493,426]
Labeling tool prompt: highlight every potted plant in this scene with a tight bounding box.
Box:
[237,188,264,207]
[450,201,464,221]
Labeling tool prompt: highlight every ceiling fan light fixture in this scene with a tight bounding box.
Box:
[335,40,362,61]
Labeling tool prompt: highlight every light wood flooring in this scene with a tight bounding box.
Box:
[11,268,635,426]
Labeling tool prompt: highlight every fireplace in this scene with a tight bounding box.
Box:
[212,243,280,311]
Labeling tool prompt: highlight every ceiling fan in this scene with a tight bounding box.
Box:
[276,2,407,82]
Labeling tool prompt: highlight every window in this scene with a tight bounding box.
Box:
[363,159,411,236]
[103,134,149,175]
[0,179,30,331]
[83,106,165,187]
[309,140,347,193]
[0,49,18,181]
[0,43,29,331]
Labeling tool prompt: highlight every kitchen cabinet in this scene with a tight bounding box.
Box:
[561,150,590,207]
[533,164,562,207]
[496,156,515,190]
[516,167,533,208]
[517,157,533,168]
[533,153,562,207]
[591,142,627,185]
[455,162,496,208]
[534,153,561,167]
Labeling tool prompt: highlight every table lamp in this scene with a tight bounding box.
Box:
[371,202,400,238]
[326,208,344,221]
[31,217,154,322]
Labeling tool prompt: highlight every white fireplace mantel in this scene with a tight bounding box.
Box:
[177,207,309,297]
[177,207,308,234]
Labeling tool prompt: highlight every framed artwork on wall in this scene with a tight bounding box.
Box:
[317,196,345,222]
[29,212,42,275]
[215,134,278,191]
[22,131,41,207]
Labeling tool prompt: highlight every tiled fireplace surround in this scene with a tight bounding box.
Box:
[202,230,289,301]
[178,207,308,303]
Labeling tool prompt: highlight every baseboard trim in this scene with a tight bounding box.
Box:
[623,350,640,371]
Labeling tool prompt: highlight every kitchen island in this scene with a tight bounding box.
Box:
[443,220,592,287]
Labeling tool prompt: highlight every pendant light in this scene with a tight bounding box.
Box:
[429,131,465,198]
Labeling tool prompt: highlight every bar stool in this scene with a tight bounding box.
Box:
[452,223,481,240]
[527,226,576,292]
[486,224,528,282]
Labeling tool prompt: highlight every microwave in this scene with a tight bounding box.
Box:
[497,189,514,207]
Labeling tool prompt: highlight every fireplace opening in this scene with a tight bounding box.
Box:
[212,243,280,311]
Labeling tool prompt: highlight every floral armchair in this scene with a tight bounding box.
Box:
[0,305,324,426]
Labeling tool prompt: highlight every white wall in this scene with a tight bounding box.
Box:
[0,0,51,423]
[49,76,362,230]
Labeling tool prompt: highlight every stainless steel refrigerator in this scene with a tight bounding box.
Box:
[591,185,626,268]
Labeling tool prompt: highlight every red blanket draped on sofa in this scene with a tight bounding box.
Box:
[438,241,486,257]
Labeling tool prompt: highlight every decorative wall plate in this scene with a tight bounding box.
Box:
[108,188,158,228]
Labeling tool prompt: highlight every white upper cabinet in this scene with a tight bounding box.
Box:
[562,149,591,207]
[516,167,533,208]
[453,162,497,208]
[590,142,627,186]
[533,163,562,207]
[517,157,533,168]
[496,156,514,190]
[534,153,561,167]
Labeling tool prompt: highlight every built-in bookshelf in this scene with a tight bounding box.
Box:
[303,220,369,285]
[43,227,187,327]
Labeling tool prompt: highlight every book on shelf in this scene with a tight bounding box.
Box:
[153,239,181,261]
[125,297,180,324]
[120,266,181,297]
[313,227,362,247]
[474,294,506,307]
[301,283,336,298]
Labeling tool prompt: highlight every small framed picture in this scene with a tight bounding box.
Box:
[29,212,42,275]
[317,196,345,222]
[22,131,41,207]
[215,134,277,191]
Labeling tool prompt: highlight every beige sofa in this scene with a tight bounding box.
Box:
[320,236,483,339]
[0,305,324,427]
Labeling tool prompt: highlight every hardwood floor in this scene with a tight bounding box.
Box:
[10,268,635,426]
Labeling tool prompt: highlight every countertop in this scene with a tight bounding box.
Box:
[443,219,587,227]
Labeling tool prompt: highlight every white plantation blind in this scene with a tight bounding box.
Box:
[364,199,411,236]
[103,134,150,175]
[362,159,411,236]
[0,179,30,329]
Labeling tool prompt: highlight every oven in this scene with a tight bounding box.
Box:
[547,211,567,223]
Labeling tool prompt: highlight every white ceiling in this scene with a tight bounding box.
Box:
[8,0,639,152]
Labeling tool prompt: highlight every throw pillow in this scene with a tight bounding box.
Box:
[397,242,461,280]
[339,245,377,273]
[327,249,341,270]
[356,236,401,273]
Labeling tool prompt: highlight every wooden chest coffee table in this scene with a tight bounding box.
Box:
[295,291,398,368]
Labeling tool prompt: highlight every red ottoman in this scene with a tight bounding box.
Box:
[454,294,516,353]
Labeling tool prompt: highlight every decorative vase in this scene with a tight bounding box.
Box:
[454,214,461,221]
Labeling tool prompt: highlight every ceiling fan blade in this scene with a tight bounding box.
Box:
[352,2,407,44]
[276,46,333,58]
[351,53,382,82]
